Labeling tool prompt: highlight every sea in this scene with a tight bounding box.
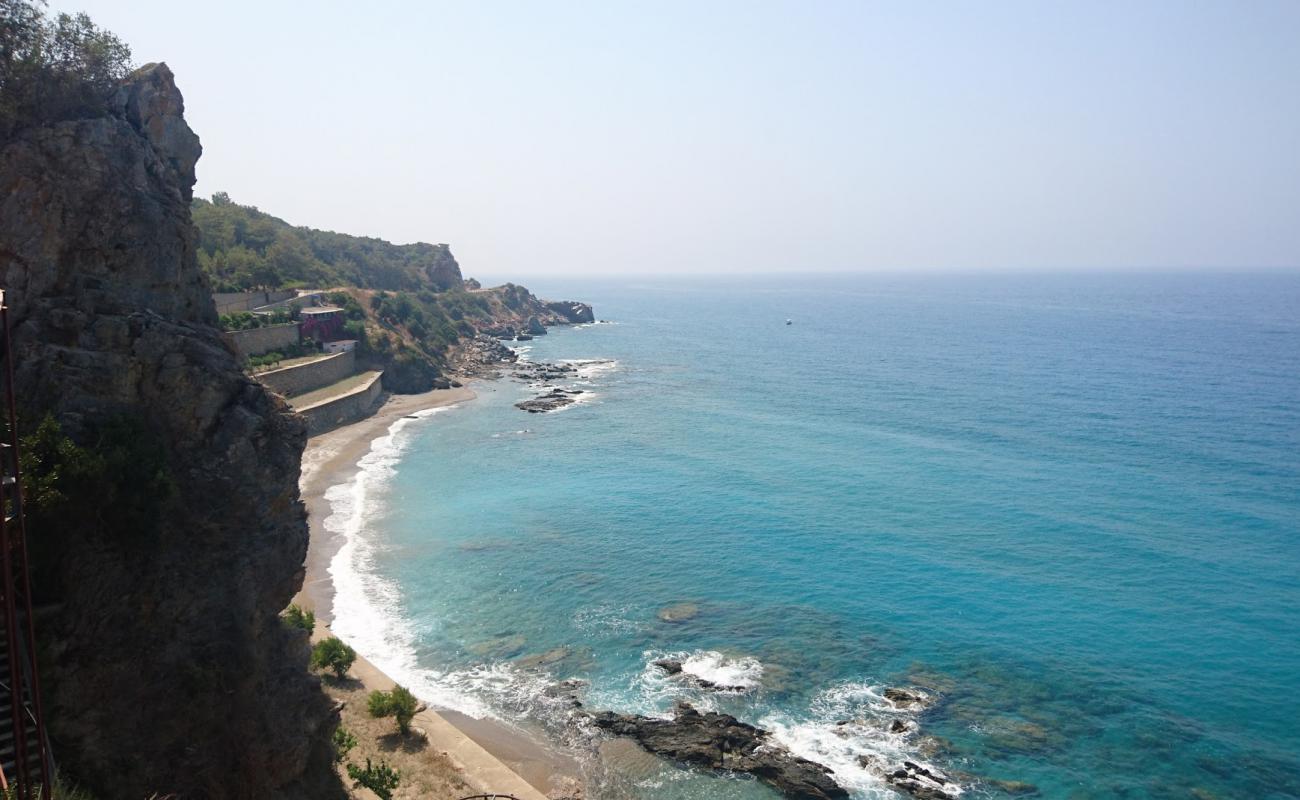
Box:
[326,272,1300,799]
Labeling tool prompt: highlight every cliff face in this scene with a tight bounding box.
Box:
[0,64,339,798]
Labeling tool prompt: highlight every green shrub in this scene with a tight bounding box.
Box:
[309,636,355,679]
[346,759,399,800]
[331,725,357,763]
[282,604,314,633]
[219,311,262,331]
[367,685,419,735]
[20,413,174,549]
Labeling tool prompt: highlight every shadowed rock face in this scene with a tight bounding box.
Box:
[590,702,849,800]
[0,63,340,799]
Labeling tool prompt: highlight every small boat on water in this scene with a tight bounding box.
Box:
[786,318,793,325]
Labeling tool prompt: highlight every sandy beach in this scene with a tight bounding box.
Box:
[293,385,580,799]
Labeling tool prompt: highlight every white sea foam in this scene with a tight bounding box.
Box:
[630,650,765,713]
[325,405,506,720]
[559,358,619,381]
[573,604,647,636]
[760,682,962,799]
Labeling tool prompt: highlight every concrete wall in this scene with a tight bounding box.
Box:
[213,290,297,315]
[257,350,355,398]
[226,323,300,359]
[297,371,384,435]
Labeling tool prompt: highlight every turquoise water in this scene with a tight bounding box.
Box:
[328,273,1300,799]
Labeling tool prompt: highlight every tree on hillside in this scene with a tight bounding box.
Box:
[1,0,134,137]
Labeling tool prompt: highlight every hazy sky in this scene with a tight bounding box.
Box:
[52,1,1300,276]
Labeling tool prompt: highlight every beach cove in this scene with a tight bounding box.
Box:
[295,383,581,800]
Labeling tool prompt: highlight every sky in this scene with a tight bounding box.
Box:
[50,0,1300,277]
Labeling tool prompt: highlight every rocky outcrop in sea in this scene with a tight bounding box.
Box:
[589,702,849,800]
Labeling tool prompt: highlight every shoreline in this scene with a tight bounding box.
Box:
[293,383,580,799]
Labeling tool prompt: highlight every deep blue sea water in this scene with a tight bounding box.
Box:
[327,273,1300,799]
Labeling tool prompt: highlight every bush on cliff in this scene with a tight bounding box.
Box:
[367,685,419,735]
[21,413,174,593]
[1,0,134,137]
[282,604,315,634]
[309,636,356,679]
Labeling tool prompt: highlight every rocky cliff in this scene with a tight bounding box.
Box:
[0,63,339,798]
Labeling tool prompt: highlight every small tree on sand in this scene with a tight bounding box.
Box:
[346,758,399,800]
[367,685,419,735]
[331,725,357,764]
[309,636,355,679]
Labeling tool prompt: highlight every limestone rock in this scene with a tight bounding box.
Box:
[0,64,338,798]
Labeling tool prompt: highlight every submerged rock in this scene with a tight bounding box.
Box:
[986,778,1039,795]
[467,633,527,659]
[516,646,571,670]
[589,702,848,800]
[656,602,700,622]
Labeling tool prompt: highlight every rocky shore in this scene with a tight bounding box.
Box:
[589,702,848,800]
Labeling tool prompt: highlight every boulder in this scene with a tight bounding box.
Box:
[653,659,684,675]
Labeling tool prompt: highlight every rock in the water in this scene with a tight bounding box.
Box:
[544,300,596,324]
[589,702,848,800]
[515,387,584,413]
[884,687,931,708]
[516,646,570,669]
[657,602,700,622]
[526,316,547,335]
[543,679,587,709]
[654,658,684,675]
[885,761,959,800]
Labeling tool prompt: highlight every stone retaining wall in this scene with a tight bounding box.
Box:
[213,289,297,314]
[227,323,300,359]
[257,350,355,397]
[296,372,384,435]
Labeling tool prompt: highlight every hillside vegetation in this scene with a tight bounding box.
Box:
[193,193,461,292]
[193,194,588,391]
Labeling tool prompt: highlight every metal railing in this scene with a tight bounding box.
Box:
[0,291,53,800]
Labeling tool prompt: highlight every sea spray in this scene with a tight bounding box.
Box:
[325,405,500,719]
